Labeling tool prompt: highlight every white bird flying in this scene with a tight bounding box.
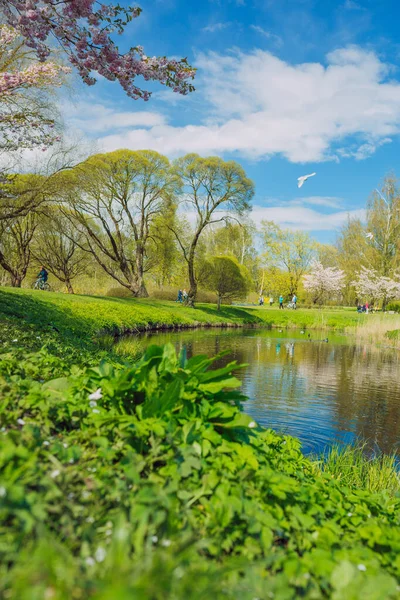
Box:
[366,232,374,240]
[297,172,316,188]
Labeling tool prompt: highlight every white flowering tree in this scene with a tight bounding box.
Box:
[352,267,400,309]
[303,261,345,304]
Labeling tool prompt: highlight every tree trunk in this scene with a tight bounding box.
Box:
[186,245,198,307]
[11,274,22,287]
[217,295,221,311]
[66,280,74,294]
[135,244,149,298]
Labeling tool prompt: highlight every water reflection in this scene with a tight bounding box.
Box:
[138,329,400,455]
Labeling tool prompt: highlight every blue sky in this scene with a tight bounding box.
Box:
[63,0,400,241]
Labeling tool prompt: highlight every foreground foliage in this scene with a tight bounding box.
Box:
[1,342,400,599]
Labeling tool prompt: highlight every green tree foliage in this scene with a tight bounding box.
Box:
[171,155,254,306]
[0,211,37,286]
[64,150,180,297]
[261,221,316,296]
[33,210,89,294]
[207,255,250,309]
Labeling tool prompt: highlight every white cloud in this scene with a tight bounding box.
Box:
[62,102,166,133]
[202,22,230,33]
[290,196,344,209]
[67,46,400,163]
[250,25,283,46]
[250,205,366,231]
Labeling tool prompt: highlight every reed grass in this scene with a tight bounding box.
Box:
[113,336,143,359]
[312,443,400,495]
[348,314,400,348]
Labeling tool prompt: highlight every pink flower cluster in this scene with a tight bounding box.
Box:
[352,267,400,302]
[0,0,196,99]
[0,61,70,95]
[303,261,345,302]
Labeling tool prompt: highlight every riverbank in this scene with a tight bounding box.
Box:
[0,287,371,342]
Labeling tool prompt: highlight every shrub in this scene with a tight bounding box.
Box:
[1,344,400,598]
[386,301,400,313]
[151,287,219,304]
[106,286,134,298]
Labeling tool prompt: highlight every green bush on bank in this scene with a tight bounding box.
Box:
[1,343,400,599]
[386,302,400,313]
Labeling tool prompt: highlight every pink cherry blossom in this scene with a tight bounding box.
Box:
[0,1,196,100]
[303,261,345,304]
[352,267,400,304]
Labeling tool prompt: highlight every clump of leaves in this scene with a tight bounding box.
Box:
[1,344,400,599]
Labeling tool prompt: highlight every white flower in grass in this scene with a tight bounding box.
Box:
[86,516,95,524]
[92,409,100,414]
[89,388,102,401]
[43,441,50,446]
[85,557,95,567]
[63,443,68,448]
[95,547,106,563]
[0,486,6,497]
[50,469,60,479]
[12,339,18,342]
[151,535,158,544]
[17,418,25,426]
[161,539,171,547]
[89,400,97,408]
[248,421,257,429]
[357,564,367,571]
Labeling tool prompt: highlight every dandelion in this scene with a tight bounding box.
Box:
[50,469,60,479]
[357,564,367,572]
[248,421,257,428]
[95,547,106,563]
[0,486,6,497]
[17,418,25,425]
[89,388,102,401]
[85,557,95,567]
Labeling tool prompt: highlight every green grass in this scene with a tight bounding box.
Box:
[313,444,400,495]
[0,288,372,347]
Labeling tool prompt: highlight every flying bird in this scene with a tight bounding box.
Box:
[366,232,374,240]
[297,172,316,188]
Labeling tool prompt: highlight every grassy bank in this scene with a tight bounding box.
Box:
[0,288,371,344]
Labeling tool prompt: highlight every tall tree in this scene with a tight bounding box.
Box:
[66,150,180,297]
[366,177,400,276]
[0,1,195,100]
[0,211,37,286]
[261,222,316,296]
[171,154,254,306]
[33,212,89,294]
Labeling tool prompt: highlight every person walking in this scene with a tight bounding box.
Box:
[177,289,183,303]
[182,289,188,302]
[269,296,273,307]
[279,294,284,309]
[292,294,297,309]
[259,295,264,306]
[365,301,369,314]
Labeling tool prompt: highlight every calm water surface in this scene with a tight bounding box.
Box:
[139,328,400,455]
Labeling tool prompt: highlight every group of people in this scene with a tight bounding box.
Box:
[357,302,370,314]
[176,289,188,303]
[259,294,298,309]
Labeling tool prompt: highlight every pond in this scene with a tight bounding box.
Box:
[138,328,400,455]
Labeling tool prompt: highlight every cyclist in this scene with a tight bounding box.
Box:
[37,266,49,288]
